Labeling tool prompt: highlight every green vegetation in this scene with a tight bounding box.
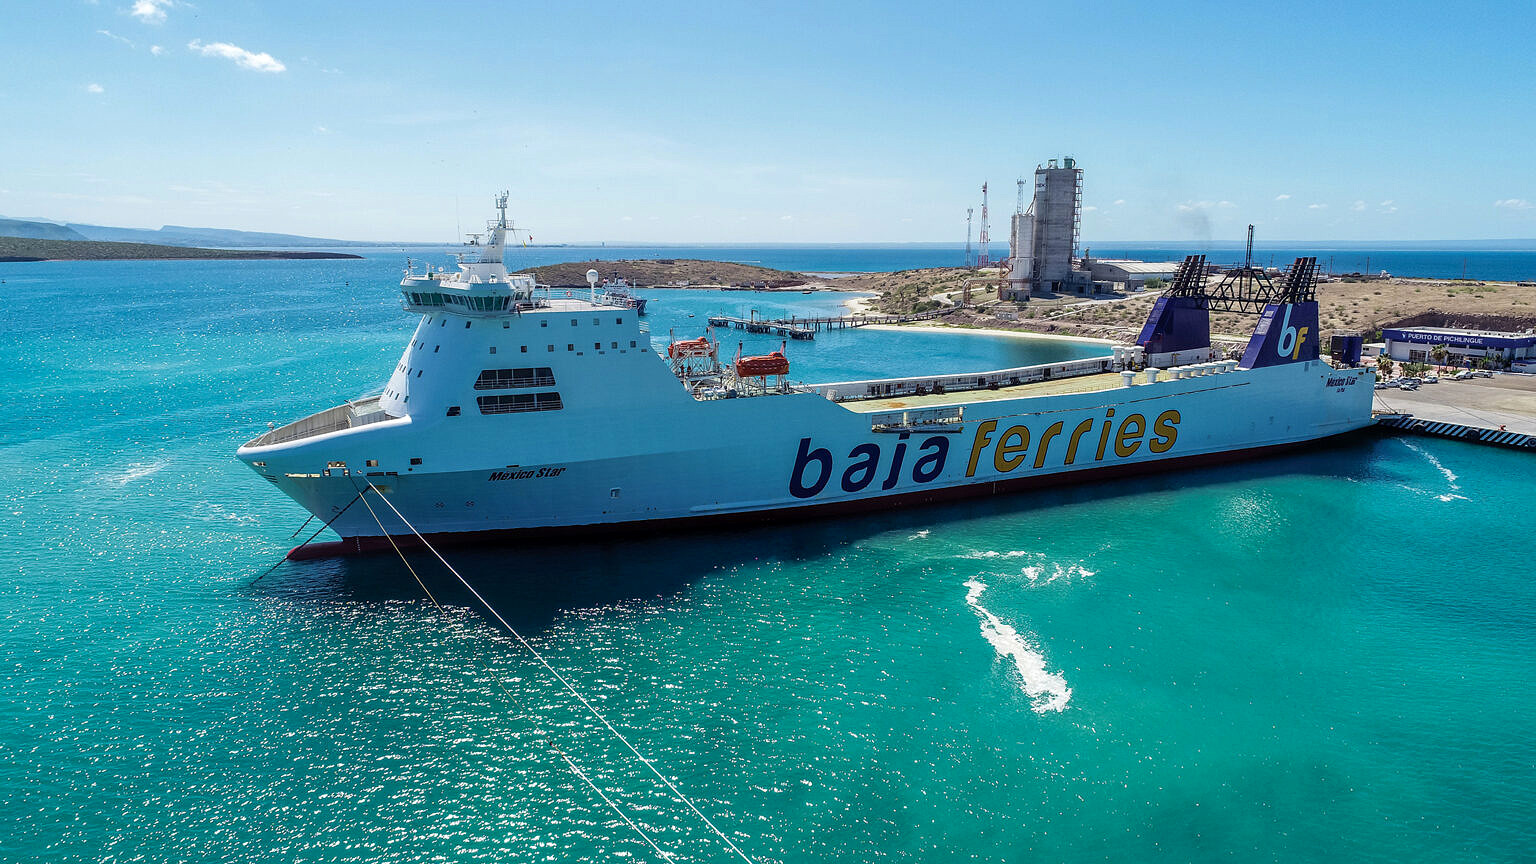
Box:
[0,236,360,261]
[1144,277,1168,291]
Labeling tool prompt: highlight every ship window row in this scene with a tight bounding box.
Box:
[410,293,511,313]
[406,291,447,307]
[474,367,555,390]
[477,392,563,415]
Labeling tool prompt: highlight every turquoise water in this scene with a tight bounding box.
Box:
[2,255,1533,862]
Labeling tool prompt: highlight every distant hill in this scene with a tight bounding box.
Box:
[0,236,363,262]
[530,258,811,288]
[64,223,370,248]
[0,218,89,242]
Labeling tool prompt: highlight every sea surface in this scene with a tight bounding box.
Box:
[370,241,1536,281]
[2,252,1533,863]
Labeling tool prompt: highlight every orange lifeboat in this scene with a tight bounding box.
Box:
[668,337,714,359]
[735,349,790,378]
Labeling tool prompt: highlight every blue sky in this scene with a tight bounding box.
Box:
[4,0,1535,243]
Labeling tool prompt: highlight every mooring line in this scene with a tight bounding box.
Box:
[360,480,757,864]
[347,480,677,861]
[249,490,366,587]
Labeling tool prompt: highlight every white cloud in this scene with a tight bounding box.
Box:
[1082,205,1098,212]
[1350,200,1366,212]
[96,29,134,48]
[1308,203,1328,210]
[150,45,164,56]
[187,39,286,73]
[1275,193,1291,201]
[314,125,330,134]
[780,215,794,221]
[1177,200,1233,212]
[1378,200,1398,213]
[1217,200,1235,208]
[130,0,173,23]
[86,83,105,94]
[1112,199,1125,206]
[1494,198,1533,211]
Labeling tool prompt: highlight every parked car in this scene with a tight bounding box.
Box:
[1422,374,1439,383]
[1398,381,1420,391]
[1473,370,1494,378]
[1452,370,1472,380]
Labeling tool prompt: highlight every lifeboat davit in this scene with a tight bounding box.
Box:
[735,350,790,378]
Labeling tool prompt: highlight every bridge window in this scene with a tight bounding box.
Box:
[541,320,548,327]
[489,346,497,354]
[474,367,556,389]
[477,392,563,415]
[446,406,460,417]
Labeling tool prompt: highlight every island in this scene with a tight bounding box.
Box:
[0,236,363,262]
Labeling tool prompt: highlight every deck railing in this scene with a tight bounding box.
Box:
[812,355,1114,402]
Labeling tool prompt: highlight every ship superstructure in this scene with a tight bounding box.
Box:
[238,197,1374,558]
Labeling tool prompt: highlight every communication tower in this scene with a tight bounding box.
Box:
[965,208,974,267]
[977,182,991,267]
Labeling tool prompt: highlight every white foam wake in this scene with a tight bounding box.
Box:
[1399,440,1467,502]
[1402,439,1459,488]
[105,460,168,486]
[964,578,1071,713]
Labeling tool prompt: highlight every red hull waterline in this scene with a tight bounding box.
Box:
[285,433,1364,561]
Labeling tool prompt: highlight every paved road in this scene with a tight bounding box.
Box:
[1372,374,1536,436]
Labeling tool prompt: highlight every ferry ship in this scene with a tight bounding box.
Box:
[238,195,1375,558]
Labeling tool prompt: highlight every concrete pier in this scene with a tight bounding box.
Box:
[1373,374,1536,450]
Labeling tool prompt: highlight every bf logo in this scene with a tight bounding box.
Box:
[1276,306,1309,361]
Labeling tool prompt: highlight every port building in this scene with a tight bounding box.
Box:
[1382,326,1536,369]
[1081,258,1182,291]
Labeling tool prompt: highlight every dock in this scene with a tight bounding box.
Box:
[705,307,954,340]
[1376,414,1535,449]
[1372,374,1536,451]
[705,315,817,340]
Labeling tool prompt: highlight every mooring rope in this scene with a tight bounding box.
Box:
[346,480,676,861]
[359,480,757,864]
[249,490,366,587]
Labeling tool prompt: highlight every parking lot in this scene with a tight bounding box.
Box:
[1373,373,1536,436]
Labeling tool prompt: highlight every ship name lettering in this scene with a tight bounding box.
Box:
[963,409,1181,478]
[789,434,950,499]
[488,466,566,482]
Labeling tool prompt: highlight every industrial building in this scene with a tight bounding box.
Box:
[1002,159,1181,299]
[1004,158,1092,299]
[1081,258,1182,291]
[1381,326,1536,369]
